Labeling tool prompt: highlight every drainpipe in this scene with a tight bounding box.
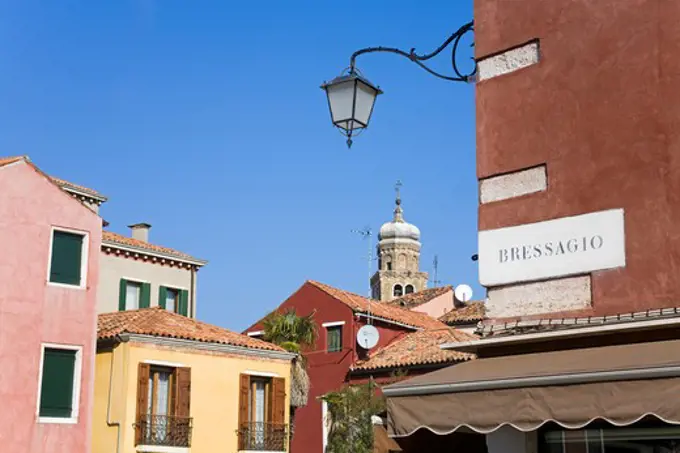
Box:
[107,336,126,453]
[190,266,196,318]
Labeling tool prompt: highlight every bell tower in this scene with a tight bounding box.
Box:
[370,182,429,301]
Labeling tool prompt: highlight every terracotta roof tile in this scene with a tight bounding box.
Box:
[308,281,446,330]
[50,176,107,200]
[102,231,206,265]
[0,156,25,167]
[352,328,476,372]
[439,301,486,325]
[387,286,453,309]
[98,307,284,352]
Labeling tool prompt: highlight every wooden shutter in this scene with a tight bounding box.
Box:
[175,367,191,417]
[271,377,286,425]
[49,231,83,285]
[179,290,189,316]
[118,279,127,311]
[158,286,167,309]
[238,374,250,451]
[135,363,150,445]
[39,348,76,417]
[139,282,151,309]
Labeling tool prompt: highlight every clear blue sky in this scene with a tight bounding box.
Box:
[0,1,480,331]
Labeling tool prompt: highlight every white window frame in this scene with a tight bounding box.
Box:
[36,342,83,424]
[247,330,264,337]
[322,400,330,452]
[46,226,89,290]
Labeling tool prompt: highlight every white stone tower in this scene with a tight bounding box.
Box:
[370,182,429,301]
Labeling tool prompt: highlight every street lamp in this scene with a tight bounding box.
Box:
[321,21,475,148]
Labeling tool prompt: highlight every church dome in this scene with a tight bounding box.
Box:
[378,192,421,242]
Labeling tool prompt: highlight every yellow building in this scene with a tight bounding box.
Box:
[92,307,294,453]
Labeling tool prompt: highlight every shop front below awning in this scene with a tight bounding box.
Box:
[383,339,680,437]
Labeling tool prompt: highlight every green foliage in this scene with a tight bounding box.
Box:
[262,308,317,351]
[321,383,386,453]
[262,309,317,408]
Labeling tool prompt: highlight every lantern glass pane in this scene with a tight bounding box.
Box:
[326,79,356,128]
[353,80,379,127]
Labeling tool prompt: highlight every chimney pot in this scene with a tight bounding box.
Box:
[128,223,151,242]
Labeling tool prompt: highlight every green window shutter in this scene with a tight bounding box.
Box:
[179,290,189,317]
[40,348,76,418]
[327,326,342,352]
[140,283,151,309]
[158,286,168,309]
[49,231,84,285]
[118,279,127,311]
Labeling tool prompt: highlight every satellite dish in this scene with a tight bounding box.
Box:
[454,284,473,303]
[357,324,380,350]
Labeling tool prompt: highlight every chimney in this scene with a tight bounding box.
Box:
[128,223,151,242]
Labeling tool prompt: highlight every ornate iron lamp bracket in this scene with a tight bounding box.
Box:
[349,21,476,83]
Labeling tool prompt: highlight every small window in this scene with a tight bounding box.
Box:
[238,374,287,451]
[126,281,142,310]
[119,279,150,311]
[159,286,189,316]
[39,346,80,421]
[49,230,85,286]
[165,288,178,313]
[393,284,403,297]
[327,326,343,353]
[405,285,414,294]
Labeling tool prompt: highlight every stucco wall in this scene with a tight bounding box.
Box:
[409,291,455,318]
[475,0,680,316]
[0,160,101,453]
[97,252,196,316]
[92,341,291,453]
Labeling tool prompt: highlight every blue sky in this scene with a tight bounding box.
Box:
[0,1,479,331]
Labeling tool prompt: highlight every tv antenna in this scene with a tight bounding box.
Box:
[351,226,374,323]
[432,255,442,287]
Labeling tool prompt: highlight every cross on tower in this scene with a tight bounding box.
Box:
[395,180,403,203]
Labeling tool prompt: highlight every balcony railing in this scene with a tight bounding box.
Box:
[135,414,193,447]
[238,422,288,451]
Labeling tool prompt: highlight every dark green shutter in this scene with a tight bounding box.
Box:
[179,289,189,316]
[327,326,342,352]
[158,286,168,309]
[40,348,76,418]
[140,283,151,309]
[49,231,83,285]
[118,279,127,311]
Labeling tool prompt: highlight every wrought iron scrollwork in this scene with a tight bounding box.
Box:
[349,21,476,83]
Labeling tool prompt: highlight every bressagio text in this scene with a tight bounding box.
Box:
[499,235,604,263]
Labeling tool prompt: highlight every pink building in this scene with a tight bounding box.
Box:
[0,156,102,453]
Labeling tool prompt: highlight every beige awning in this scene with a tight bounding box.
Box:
[384,339,680,436]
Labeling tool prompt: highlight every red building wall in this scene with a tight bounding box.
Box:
[475,0,680,316]
[245,282,413,453]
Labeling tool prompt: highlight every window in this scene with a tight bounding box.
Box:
[405,284,414,294]
[118,279,150,311]
[393,284,403,297]
[540,426,680,453]
[238,374,287,451]
[136,363,191,447]
[327,326,342,353]
[49,230,85,286]
[159,286,189,316]
[38,345,81,422]
[384,255,392,271]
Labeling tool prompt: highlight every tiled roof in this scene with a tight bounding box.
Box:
[102,231,207,265]
[98,307,284,352]
[480,306,680,338]
[308,281,446,330]
[351,328,476,372]
[0,156,25,167]
[387,286,453,309]
[50,176,107,200]
[439,301,486,325]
